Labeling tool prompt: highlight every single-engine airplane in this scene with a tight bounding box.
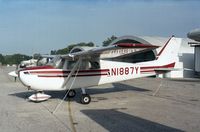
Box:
[16,36,181,104]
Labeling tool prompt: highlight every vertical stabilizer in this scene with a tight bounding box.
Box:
[156,36,182,65]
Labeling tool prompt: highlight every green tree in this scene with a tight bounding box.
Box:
[51,42,95,55]
[0,54,5,65]
[56,47,70,55]
[33,53,41,59]
[50,50,57,55]
[4,54,31,65]
[103,35,117,47]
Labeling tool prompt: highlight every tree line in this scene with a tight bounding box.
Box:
[0,54,32,65]
[50,35,117,55]
[0,35,117,65]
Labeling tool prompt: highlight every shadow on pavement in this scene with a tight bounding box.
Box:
[81,109,184,132]
[9,82,150,103]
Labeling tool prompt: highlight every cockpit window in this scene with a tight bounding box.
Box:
[47,56,100,70]
[47,56,63,68]
[37,57,52,66]
[56,58,65,69]
[67,61,77,69]
[67,60,100,70]
[90,61,100,69]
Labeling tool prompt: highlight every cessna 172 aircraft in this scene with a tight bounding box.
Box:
[16,36,181,104]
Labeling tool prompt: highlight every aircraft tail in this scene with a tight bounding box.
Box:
[155,36,182,66]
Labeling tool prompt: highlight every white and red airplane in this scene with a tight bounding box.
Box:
[16,36,181,104]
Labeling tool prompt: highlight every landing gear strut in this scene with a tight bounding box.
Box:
[80,88,91,104]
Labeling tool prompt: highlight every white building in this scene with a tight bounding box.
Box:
[187,28,200,76]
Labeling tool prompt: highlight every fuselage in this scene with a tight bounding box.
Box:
[18,59,175,91]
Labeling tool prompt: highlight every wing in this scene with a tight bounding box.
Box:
[61,43,159,60]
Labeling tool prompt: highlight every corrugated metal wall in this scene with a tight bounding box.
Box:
[195,47,200,72]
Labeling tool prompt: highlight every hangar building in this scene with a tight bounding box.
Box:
[110,36,195,78]
[187,28,200,76]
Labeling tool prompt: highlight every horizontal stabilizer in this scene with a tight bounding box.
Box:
[154,68,180,71]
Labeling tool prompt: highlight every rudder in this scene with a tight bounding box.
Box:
[156,36,182,65]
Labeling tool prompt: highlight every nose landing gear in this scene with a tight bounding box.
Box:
[80,88,91,104]
[28,91,51,102]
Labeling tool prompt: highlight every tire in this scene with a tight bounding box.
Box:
[67,90,76,98]
[80,94,91,104]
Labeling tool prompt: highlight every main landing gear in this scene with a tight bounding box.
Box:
[80,88,91,104]
[67,88,91,104]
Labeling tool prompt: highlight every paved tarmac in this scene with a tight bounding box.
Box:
[0,66,200,132]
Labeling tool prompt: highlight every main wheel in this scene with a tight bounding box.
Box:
[80,94,91,104]
[67,90,76,98]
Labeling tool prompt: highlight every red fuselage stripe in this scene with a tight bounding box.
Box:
[140,70,155,73]
[38,73,108,78]
[29,69,109,74]
[140,62,175,70]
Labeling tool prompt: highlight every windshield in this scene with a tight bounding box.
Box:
[47,56,63,68]
[37,57,52,66]
[47,56,100,70]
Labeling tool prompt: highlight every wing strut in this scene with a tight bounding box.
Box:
[62,58,81,88]
[52,59,81,114]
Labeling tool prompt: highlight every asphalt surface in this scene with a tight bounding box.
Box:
[0,66,200,132]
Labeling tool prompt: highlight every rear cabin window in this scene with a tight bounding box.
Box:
[67,60,100,70]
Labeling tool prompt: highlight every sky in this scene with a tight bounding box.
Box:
[0,0,200,55]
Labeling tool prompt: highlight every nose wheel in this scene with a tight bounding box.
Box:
[80,88,91,104]
[29,91,51,102]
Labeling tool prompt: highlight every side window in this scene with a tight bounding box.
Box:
[67,61,77,69]
[67,59,100,70]
[89,61,100,69]
[81,60,100,70]
[56,58,65,69]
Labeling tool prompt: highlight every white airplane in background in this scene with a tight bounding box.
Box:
[8,58,37,78]
[16,36,181,104]
[8,55,53,78]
